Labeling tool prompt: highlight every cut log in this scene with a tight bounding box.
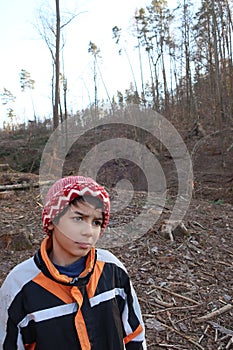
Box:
[0,180,53,191]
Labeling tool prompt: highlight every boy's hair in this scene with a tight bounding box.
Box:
[52,195,103,226]
[42,176,110,235]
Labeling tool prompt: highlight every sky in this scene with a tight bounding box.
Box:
[0,0,178,127]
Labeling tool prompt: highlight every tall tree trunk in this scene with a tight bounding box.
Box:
[94,55,98,118]
[225,0,233,118]
[183,0,194,122]
[161,47,169,110]
[54,0,60,130]
[135,16,145,105]
[211,0,223,123]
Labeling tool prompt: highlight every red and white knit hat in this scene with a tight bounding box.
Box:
[42,176,110,235]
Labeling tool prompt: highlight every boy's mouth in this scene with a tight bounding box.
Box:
[75,242,91,249]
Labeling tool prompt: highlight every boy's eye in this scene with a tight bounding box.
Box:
[93,220,102,227]
[73,216,82,221]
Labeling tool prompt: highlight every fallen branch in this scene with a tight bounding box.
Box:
[156,344,187,349]
[0,183,34,190]
[0,180,53,191]
[194,304,233,323]
[154,303,203,314]
[150,285,200,305]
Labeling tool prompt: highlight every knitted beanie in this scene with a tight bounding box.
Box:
[42,176,110,235]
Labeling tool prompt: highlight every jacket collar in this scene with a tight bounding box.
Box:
[34,236,97,286]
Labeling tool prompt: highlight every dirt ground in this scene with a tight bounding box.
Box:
[0,124,232,349]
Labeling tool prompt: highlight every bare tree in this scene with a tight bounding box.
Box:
[135,7,157,109]
[88,41,101,118]
[0,88,16,129]
[36,1,80,130]
[112,26,139,99]
[19,69,36,122]
[53,0,60,130]
[135,1,173,111]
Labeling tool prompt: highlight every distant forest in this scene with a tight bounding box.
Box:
[1,0,233,133]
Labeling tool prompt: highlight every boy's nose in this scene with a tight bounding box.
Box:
[80,221,95,235]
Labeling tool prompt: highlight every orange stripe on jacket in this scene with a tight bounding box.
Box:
[86,260,105,299]
[72,287,91,350]
[124,324,143,344]
[40,238,97,283]
[79,247,96,277]
[24,343,36,350]
[33,272,73,304]
[40,237,73,284]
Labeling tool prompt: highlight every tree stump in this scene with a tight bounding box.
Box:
[0,231,33,250]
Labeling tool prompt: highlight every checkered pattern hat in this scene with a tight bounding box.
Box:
[42,176,110,235]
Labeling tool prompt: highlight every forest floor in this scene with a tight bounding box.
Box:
[0,119,232,349]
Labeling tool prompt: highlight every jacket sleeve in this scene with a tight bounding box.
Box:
[0,275,25,349]
[0,284,8,349]
[126,341,144,350]
[0,257,39,350]
[119,269,147,349]
[96,248,146,349]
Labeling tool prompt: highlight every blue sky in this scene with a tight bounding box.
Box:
[1,0,180,127]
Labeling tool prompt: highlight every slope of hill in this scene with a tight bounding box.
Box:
[0,114,232,348]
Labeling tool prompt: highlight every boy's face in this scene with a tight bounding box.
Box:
[48,199,104,266]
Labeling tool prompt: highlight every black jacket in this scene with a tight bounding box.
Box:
[0,236,146,349]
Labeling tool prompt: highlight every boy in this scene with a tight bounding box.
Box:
[0,176,146,349]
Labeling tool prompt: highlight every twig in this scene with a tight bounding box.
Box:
[152,297,174,308]
[156,344,187,349]
[190,220,205,229]
[138,297,172,310]
[222,248,233,256]
[186,242,205,255]
[150,285,200,304]
[215,260,233,268]
[153,303,203,314]
[157,321,205,350]
[219,334,230,342]
[194,304,233,323]
[198,325,210,344]
[226,337,233,349]
[167,311,179,331]
[215,328,218,342]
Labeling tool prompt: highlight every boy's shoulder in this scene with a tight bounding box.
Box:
[96,248,127,271]
[6,256,37,275]
[1,256,40,293]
